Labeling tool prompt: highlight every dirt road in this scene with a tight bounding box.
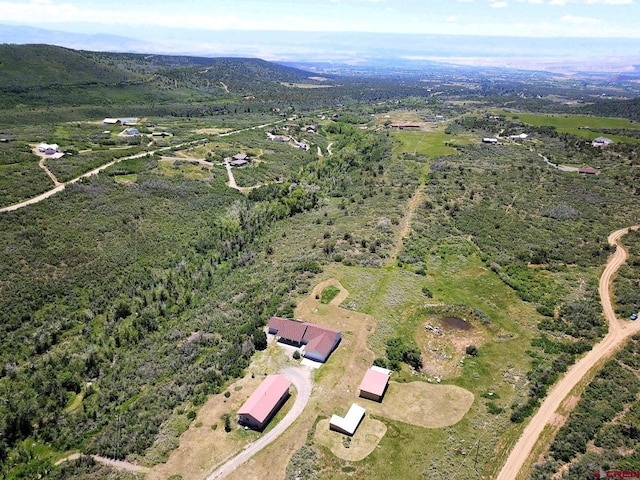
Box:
[54,453,149,474]
[205,366,312,480]
[496,225,640,480]
[1,118,287,213]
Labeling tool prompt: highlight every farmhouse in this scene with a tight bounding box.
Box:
[267,133,291,142]
[592,136,614,148]
[268,317,341,363]
[508,133,529,140]
[579,166,598,175]
[237,374,291,430]
[329,403,366,436]
[359,366,391,402]
[37,143,59,155]
[103,117,139,125]
[482,137,498,144]
[229,159,249,168]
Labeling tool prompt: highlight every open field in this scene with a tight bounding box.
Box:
[497,111,640,143]
[314,417,387,461]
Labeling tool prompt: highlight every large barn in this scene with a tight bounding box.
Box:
[237,375,291,431]
[268,317,341,363]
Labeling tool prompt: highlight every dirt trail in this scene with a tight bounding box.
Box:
[54,453,149,474]
[388,185,424,265]
[497,225,640,480]
[38,156,63,186]
[1,119,286,213]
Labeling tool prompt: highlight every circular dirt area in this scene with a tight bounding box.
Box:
[366,382,474,428]
[314,417,386,461]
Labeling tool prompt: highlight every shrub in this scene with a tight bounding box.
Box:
[465,345,479,356]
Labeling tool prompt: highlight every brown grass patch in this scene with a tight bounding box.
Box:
[365,381,474,428]
[314,417,386,461]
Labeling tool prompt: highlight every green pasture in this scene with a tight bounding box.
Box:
[328,246,537,478]
[503,112,640,142]
[390,129,469,158]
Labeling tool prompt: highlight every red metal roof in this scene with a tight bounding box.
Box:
[269,317,307,344]
[359,368,390,396]
[238,374,291,424]
[269,318,341,360]
[303,324,340,359]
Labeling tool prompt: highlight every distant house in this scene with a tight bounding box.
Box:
[268,317,341,363]
[592,136,614,148]
[390,122,421,130]
[229,159,249,168]
[238,375,291,431]
[359,366,391,402]
[152,131,172,137]
[37,143,59,155]
[330,403,366,436]
[124,128,140,136]
[578,166,598,175]
[267,134,291,142]
[482,137,498,144]
[103,117,138,125]
[119,117,139,126]
[508,133,529,140]
[233,153,248,161]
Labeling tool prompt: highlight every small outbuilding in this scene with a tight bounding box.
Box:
[330,403,366,436]
[592,136,614,148]
[238,374,291,431]
[578,166,597,175]
[482,137,498,144]
[359,366,391,402]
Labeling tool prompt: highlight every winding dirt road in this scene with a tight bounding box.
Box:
[205,366,312,480]
[497,225,640,480]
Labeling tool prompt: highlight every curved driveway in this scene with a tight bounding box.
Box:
[205,366,312,480]
[497,225,640,480]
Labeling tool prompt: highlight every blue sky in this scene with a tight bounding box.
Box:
[1,0,638,38]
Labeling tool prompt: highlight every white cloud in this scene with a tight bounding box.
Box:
[562,14,599,23]
[491,1,509,6]
[447,15,459,21]
[548,0,632,4]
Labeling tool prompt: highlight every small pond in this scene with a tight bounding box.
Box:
[441,317,472,330]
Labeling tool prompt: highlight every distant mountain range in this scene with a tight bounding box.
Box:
[2,23,639,75]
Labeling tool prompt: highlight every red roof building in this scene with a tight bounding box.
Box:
[390,122,421,129]
[579,166,597,175]
[238,374,291,430]
[268,317,342,363]
[359,366,391,402]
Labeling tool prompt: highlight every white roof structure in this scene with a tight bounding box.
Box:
[329,403,366,436]
[37,143,59,153]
